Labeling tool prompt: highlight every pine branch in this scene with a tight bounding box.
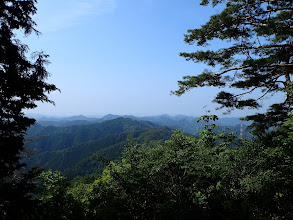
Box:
[227,44,293,51]
[216,63,293,77]
[242,7,293,21]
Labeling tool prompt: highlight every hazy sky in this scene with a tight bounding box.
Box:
[22,0,284,117]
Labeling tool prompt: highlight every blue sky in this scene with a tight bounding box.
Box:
[22,0,283,117]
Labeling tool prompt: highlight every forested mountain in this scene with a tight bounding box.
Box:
[34,114,250,135]
[25,116,249,178]
[27,117,157,152]
[34,115,103,127]
[25,118,172,177]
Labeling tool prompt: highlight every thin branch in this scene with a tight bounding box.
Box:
[235,87,258,97]
[216,65,250,76]
[256,77,281,101]
[234,75,285,101]
[258,89,273,101]
[244,22,268,27]
[231,44,293,50]
[272,73,286,81]
[257,36,262,47]
[244,22,293,29]
[217,63,293,76]
[275,81,286,86]
[219,44,293,56]
[268,63,293,67]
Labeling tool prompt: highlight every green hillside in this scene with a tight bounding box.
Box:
[27,117,157,152]
[26,118,172,177]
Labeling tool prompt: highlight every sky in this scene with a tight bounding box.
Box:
[22,0,284,117]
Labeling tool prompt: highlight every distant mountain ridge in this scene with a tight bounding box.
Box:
[33,114,251,135]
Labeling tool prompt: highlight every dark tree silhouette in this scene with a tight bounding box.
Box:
[173,0,293,134]
[0,0,58,218]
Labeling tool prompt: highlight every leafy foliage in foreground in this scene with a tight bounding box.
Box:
[35,118,293,219]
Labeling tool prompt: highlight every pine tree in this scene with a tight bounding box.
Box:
[173,0,293,134]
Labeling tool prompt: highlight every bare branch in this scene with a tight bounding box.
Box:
[275,81,287,86]
[235,87,258,97]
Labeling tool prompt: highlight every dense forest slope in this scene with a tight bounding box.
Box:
[26,118,172,177]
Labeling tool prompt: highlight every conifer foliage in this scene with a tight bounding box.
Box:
[173,0,293,131]
[0,0,58,218]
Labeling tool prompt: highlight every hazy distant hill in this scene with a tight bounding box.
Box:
[34,114,251,135]
[36,115,102,127]
[26,118,172,177]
